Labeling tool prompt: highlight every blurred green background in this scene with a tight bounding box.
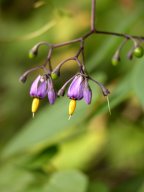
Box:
[0,0,144,191]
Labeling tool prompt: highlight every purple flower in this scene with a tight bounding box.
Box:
[30,75,47,99]
[83,79,92,104]
[67,75,84,100]
[67,74,92,104]
[47,78,56,104]
[30,75,56,104]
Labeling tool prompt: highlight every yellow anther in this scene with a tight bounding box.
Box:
[68,99,76,119]
[31,98,40,117]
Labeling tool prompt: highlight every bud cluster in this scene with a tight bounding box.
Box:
[112,38,144,66]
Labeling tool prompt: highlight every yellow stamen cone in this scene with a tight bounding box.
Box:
[68,99,76,119]
[31,98,40,117]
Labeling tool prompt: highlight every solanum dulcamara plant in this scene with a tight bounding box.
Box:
[20,0,144,119]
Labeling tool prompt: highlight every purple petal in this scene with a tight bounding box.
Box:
[67,75,84,100]
[30,75,41,97]
[83,80,92,104]
[47,77,56,104]
[37,81,47,99]
[47,77,53,90]
[48,89,56,104]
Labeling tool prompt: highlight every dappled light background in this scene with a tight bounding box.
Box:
[0,0,144,191]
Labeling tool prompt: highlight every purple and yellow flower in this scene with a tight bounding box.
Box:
[30,75,56,116]
[67,74,92,118]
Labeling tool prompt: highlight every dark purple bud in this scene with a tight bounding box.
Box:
[30,75,41,97]
[47,78,56,104]
[58,89,65,96]
[101,86,110,96]
[67,75,84,100]
[83,80,92,104]
[19,75,27,83]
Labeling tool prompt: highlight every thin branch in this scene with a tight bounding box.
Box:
[53,38,82,48]
[19,66,45,83]
[46,47,53,71]
[58,75,76,96]
[91,0,96,31]
[95,30,144,40]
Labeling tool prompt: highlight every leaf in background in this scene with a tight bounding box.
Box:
[17,20,56,41]
[1,97,91,158]
[43,170,88,192]
[88,181,109,192]
[107,120,144,170]
[113,176,144,192]
[0,163,34,192]
[1,73,102,158]
[132,59,144,106]
[51,125,106,170]
[24,145,59,170]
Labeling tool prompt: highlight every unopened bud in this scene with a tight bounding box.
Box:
[29,45,38,59]
[111,58,119,66]
[19,75,27,83]
[58,89,65,96]
[112,51,120,66]
[133,46,144,58]
[51,72,58,80]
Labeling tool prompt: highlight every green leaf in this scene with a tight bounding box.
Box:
[113,176,144,192]
[133,59,144,106]
[51,128,106,170]
[107,120,144,170]
[0,163,34,192]
[1,96,94,158]
[24,145,59,170]
[88,181,109,192]
[43,170,88,192]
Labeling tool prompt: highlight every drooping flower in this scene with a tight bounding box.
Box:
[67,74,92,118]
[67,75,84,100]
[30,75,56,116]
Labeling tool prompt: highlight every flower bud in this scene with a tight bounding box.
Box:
[58,89,65,96]
[51,66,61,79]
[29,45,38,59]
[51,72,58,80]
[133,46,144,58]
[111,51,120,66]
[111,58,119,66]
[19,75,27,83]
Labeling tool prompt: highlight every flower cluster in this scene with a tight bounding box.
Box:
[20,58,110,119]
[19,0,144,119]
